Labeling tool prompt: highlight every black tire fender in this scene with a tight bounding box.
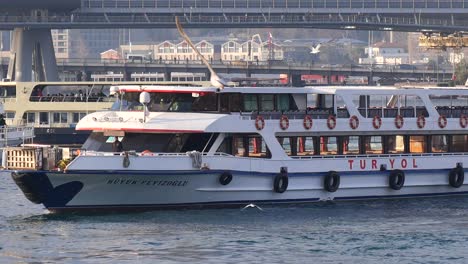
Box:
[449,166,464,188]
[389,169,405,190]
[324,171,340,192]
[219,172,233,185]
[273,174,288,193]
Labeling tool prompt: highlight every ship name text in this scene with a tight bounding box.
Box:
[348,158,418,170]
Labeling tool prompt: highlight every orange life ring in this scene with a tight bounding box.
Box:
[349,115,359,129]
[372,116,382,129]
[460,115,468,128]
[327,115,336,130]
[416,115,426,129]
[255,116,265,130]
[395,115,404,129]
[438,115,447,128]
[303,115,313,130]
[279,115,289,130]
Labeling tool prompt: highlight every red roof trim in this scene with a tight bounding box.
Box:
[76,127,205,133]
[119,89,215,94]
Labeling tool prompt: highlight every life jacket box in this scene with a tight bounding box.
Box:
[3,147,43,170]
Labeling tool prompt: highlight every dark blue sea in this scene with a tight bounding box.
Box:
[1,172,468,263]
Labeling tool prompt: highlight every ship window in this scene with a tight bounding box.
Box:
[114,92,218,113]
[39,112,49,125]
[53,112,68,123]
[26,113,35,124]
[386,135,406,154]
[191,93,218,112]
[320,136,338,155]
[244,94,258,111]
[409,135,427,153]
[226,93,241,112]
[5,112,14,119]
[363,136,383,154]
[0,86,16,97]
[277,94,291,111]
[260,94,274,111]
[168,95,192,112]
[431,135,448,153]
[73,112,87,123]
[342,136,360,155]
[296,137,315,156]
[217,134,270,158]
[277,137,297,156]
[451,135,468,152]
[230,134,270,158]
[247,137,269,158]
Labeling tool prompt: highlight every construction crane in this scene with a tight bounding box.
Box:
[418,33,468,50]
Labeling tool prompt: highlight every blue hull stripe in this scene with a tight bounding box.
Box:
[47,191,468,212]
[59,168,464,177]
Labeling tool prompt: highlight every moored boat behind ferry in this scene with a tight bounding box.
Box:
[6,84,468,212]
[0,80,206,145]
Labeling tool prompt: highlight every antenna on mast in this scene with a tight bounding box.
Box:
[175,17,228,89]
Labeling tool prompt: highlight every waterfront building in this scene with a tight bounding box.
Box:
[360,41,409,65]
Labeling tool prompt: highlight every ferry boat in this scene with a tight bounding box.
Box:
[0,97,34,149]
[0,81,114,145]
[7,84,468,212]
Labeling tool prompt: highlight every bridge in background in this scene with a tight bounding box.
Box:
[0,0,466,82]
[0,58,452,85]
[0,0,467,32]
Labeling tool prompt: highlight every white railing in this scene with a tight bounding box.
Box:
[291,152,468,160]
[78,150,232,157]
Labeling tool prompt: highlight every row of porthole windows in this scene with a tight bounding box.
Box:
[24,112,87,125]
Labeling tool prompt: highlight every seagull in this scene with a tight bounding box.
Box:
[175,17,229,89]
[241,203,264,211]
[310,43,321,54]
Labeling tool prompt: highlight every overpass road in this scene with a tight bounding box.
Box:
[0,0,467,32]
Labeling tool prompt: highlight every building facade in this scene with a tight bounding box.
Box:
[360,41,409,65]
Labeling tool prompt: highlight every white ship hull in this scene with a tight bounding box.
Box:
[12,154,468,212]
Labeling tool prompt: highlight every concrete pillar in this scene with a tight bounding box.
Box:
[36,29,58,81]
[8,28,58,82]
[0,65,5,80]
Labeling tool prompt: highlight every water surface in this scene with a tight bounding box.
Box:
[1,172,468,263]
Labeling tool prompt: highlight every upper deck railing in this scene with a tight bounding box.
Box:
[81,0,468,10]
[0,0,466,31]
